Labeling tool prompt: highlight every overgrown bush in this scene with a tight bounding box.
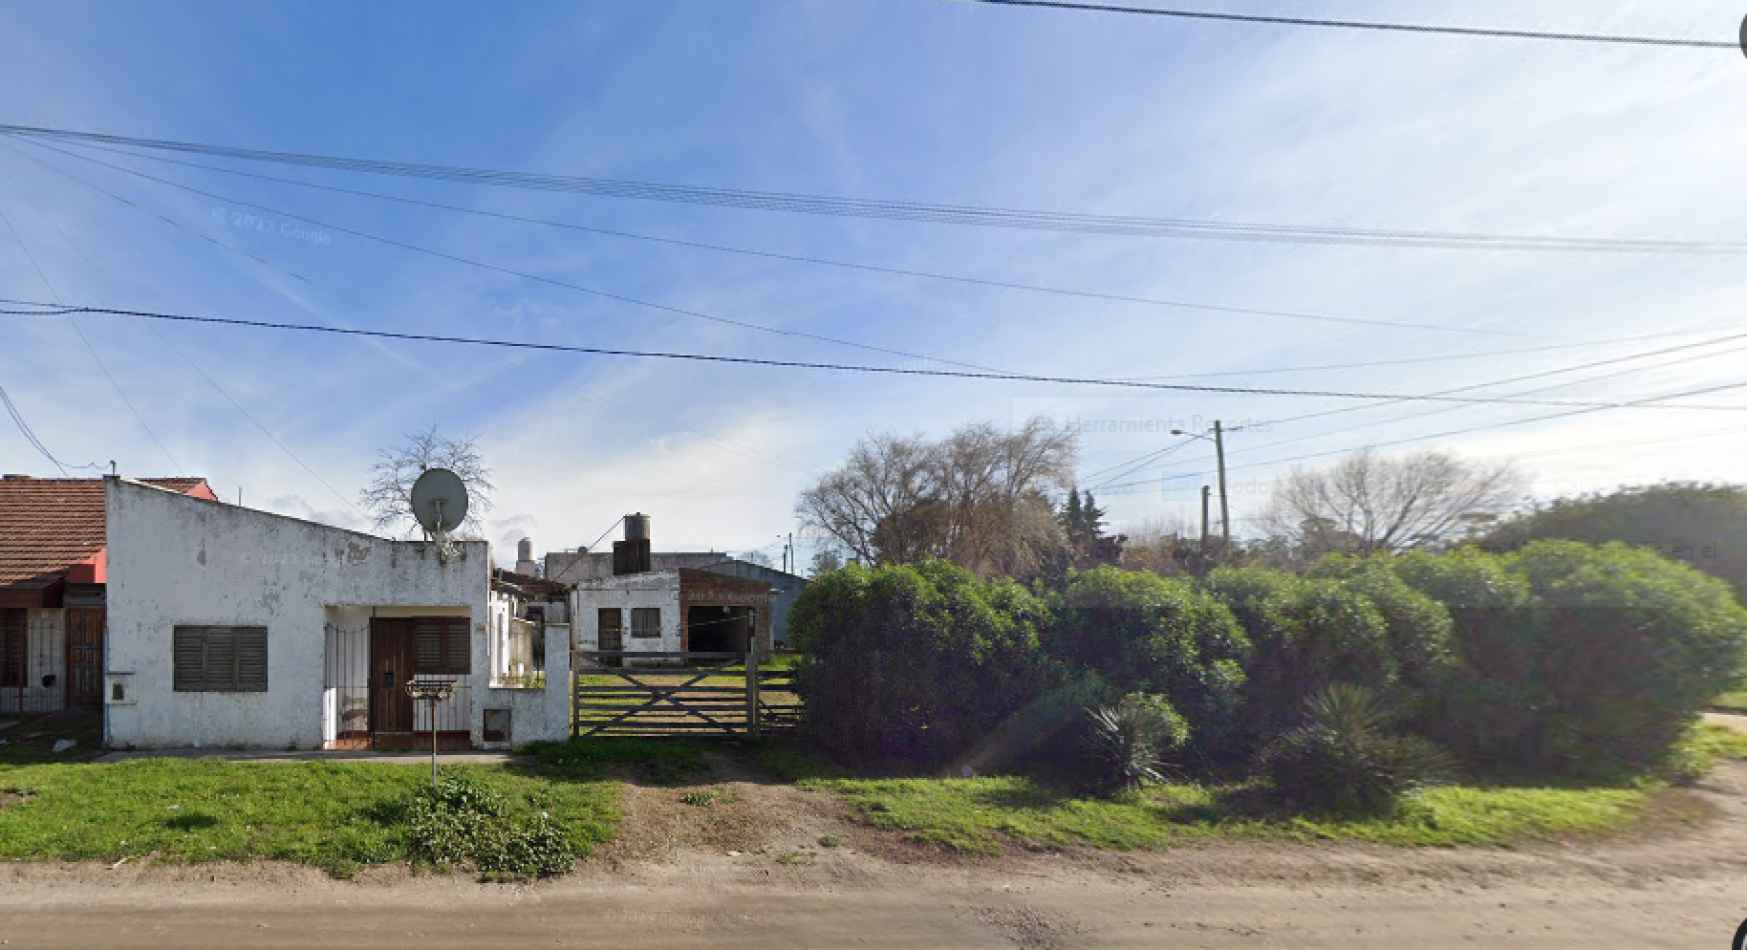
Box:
[1202,567,1398,748]
[1048,566,1249,751]
[1383,548,1553,768]
[1501,540,1747,772]
[1481,481,1747,603]
[1305,555,1457,690]
[790,560,1057,768]
[400,772,579,878]
[1083,692,1190,793]
[1260,684,1451,817]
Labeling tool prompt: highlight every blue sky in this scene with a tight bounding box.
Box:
[1,1,1745,564]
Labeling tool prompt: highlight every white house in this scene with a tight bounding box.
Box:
[104,477,570,750]
[567,515,776,665]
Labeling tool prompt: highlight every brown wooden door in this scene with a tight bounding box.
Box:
[65,609,104,706]
[598,609,624,651]
[370,618,414,739]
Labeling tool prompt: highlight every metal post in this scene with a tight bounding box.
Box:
[1214,420,1231,558]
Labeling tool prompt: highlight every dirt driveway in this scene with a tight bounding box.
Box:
[3,755,1747,948]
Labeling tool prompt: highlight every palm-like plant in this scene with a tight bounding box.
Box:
[1262,683,1452,816]
[1085,693,1190,793]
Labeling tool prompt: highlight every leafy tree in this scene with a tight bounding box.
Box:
[359,424,494,539]
[1201,567,1399,747]
[1060,488,1084,547]
[788,560,1056,767]
[1048,566,1248,750]
[1481,482,1747,603]
[1306,554,1458,692]
[1501,540,1747,772]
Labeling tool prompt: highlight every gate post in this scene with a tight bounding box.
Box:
[746,649,760,738]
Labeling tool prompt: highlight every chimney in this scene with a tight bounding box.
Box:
[515,536,539,576]
[612,512,652,576]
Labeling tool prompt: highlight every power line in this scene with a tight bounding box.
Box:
[54,137,1504,338]
[1114,323,1746,381]
[3,124,1742,254]
[1095,374,1747,492]
[13,300,1747,410]
[957,1,1736,50]
[0,381,101,475]
[0,158,185,473]
[7,136,1017,374]
[1082,327,1747,485]
[0,156,364,516]
[7,143,799,484]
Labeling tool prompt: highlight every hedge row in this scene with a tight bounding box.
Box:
[789,540,1747,779]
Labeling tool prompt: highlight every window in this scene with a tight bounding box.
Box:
[173,626,268,692]
[0,609,23,688]
[631,607,662,639]
[413,618,471,675]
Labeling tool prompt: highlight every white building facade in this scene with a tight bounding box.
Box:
[105,478,570,750]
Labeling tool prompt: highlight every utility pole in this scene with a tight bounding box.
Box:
[1214,420,1231,558]
[1200,485,1211,555]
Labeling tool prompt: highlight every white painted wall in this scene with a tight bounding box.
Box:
[570,571,682,656]
[105,478,488,750]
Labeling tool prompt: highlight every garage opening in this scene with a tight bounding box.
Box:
[685,605,754,653]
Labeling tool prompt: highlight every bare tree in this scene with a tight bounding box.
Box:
[795,418,1078,576]
[808,547,844,576]
[359,424,495,539]
[1259,448,1524,558]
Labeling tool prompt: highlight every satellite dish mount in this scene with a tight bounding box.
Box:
[409,468,469,562]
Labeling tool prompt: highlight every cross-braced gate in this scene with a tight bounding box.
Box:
[572,650,798,738]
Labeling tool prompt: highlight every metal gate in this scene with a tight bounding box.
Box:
[572,651,799,738]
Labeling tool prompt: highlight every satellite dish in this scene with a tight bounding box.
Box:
[409,468,469,536]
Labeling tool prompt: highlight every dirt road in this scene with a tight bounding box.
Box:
[4,757,1747,948]
[0,866,1739,948]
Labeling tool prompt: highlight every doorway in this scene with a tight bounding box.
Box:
[65,609,104,707]
[368,616,471,751]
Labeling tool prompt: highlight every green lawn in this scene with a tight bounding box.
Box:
[756,732,1728,855]
[1710,691,1747,714]
[0,756,616,877]
[788,774,1654,854]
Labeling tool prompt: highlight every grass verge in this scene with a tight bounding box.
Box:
[1710,691,1747,715]
[0,756,616,877]
[794,774,1654,854]
[758,736,1704,855]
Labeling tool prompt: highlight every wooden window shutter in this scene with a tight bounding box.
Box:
[173,627,205,691]
[236,628,268,691]
[414,618,471,675]
[415,620,444,671]
[173,626,268,692]
[446,619,471,674]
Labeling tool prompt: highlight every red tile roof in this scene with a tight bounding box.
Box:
[0,476,213,590]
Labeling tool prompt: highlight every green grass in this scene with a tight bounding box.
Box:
[1710,691,1747,714]
[0,757,616,876]
[1685,723,1747,762]
[791,772,1655,854]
